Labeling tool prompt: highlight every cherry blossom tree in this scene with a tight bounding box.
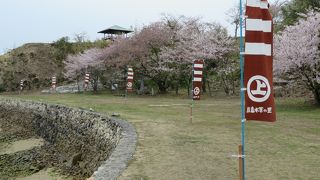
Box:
[99,38,131,89]
[158,16,201,94]
[226,4,240,38]
[65,16,238,95]
[65,48,105,92]
[198,23,238,95]
[160,17,238,95]
[124,22,173,93]
[274,10,320,104]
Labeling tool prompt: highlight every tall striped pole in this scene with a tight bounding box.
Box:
[125,67,134,103]
[126,67,134,93]
[239,0,246,179]
[19,80,24,94]
[126,67,134,97]
[84,73,90,91]
[191,60,204,123]
[52,76,57,92]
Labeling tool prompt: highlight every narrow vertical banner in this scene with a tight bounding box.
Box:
[84,73,90,91]
[126,67,134,93]
[244,0,276,122]
[52,76,57,91]
[192,60,204,100]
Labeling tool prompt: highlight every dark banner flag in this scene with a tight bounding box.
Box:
[127,67,134,92]
[244,0,276,122]
[192,60,204,100]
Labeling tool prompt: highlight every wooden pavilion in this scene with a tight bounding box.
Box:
[98,25,133,40]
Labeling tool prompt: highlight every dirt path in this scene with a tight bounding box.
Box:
[0,137,67,179]
[0,117,72,180]
[0,138,44,155]
[17,169,68,180]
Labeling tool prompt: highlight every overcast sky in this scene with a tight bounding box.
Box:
[0,0,275,54]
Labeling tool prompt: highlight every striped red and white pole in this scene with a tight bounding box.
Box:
[84,73,90,90]
[244,0,276,122]
[126,67,134,92]
[52,76,57,91]
[20,80,24,91]
[192,60,204,100]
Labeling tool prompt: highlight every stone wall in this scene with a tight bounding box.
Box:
[41,81,104,94]
[0,98,137,179]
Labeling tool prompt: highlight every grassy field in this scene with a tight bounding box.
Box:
[3,92,320,180]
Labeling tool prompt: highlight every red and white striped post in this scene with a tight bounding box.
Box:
[191,60,204,123]
[19,80,24,93]
[126,67,134,93]
[244,0,276,122]
[84,73,90,91]
[192,60,204,100]
[238,0,275,179]
[52,76,57,92]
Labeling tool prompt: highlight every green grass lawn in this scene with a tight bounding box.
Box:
[2,92,320,180]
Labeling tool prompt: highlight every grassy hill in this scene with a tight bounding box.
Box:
[0,43,60,91]
[0,39,110,92]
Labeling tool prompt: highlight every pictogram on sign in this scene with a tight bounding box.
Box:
[247,75,271,103]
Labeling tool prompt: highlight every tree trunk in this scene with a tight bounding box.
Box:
[232,79,236,95]
[92,76,98,92]
[158,81,167,94]
[151,88,155,96]
[158,86,167,94]
[139,79,144,95]
[207,80,212,97]
[27,81,31,90]
[93,81,98,92]
[175,85,179,95]
[222,77,230,95]
[302,70,320,105]
[202,76,207,93]
[234,24,239,38]
[76,79,80,92]
[314,87,320,105]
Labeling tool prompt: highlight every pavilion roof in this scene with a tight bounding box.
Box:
[98,25,133,34]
